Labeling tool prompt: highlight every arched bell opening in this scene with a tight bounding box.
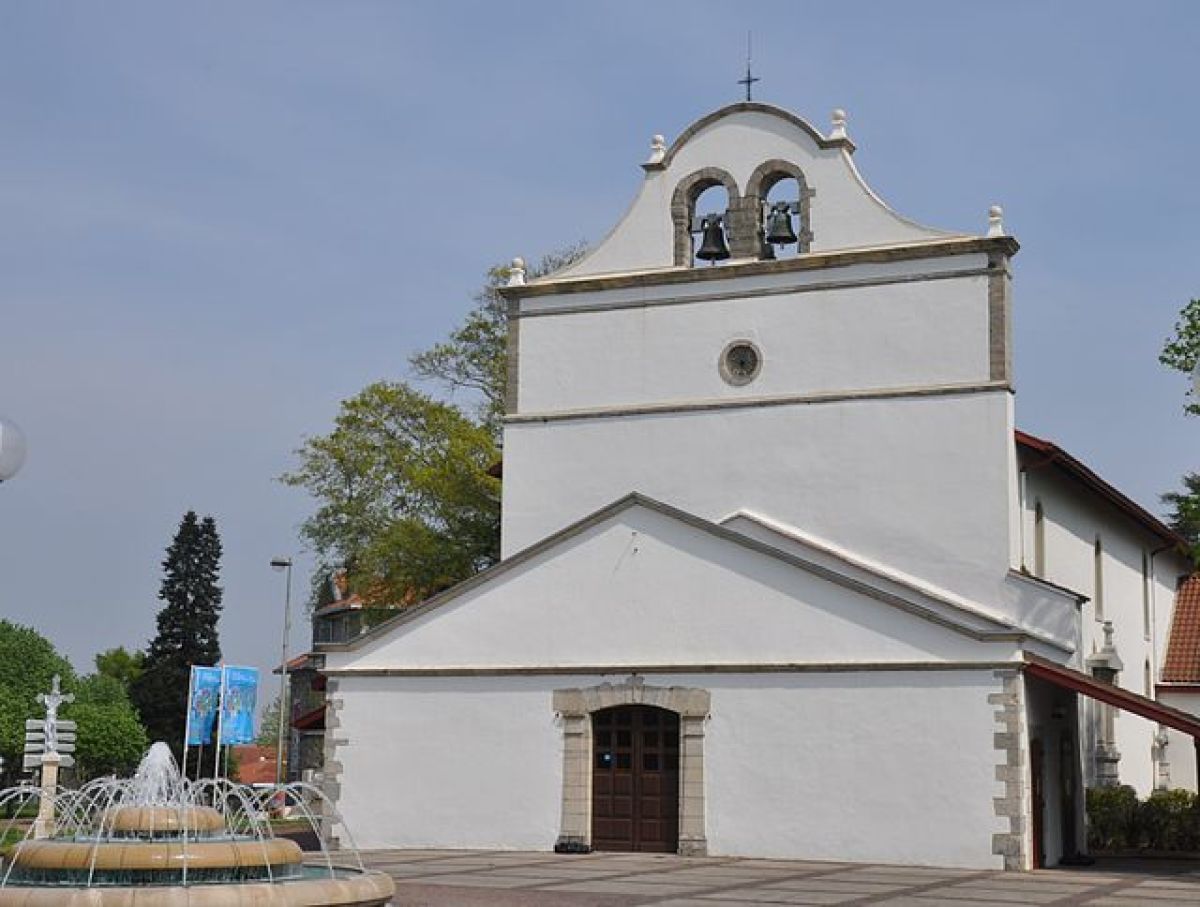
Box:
[670,167,741,267]
[746,160,814,259]
[691,184,732,267]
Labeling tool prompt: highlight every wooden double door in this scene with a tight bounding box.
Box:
[591,705,680,852]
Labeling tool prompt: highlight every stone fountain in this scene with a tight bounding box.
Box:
[0,742,394,905]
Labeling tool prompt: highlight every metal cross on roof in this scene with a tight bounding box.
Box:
[738,32,760,101]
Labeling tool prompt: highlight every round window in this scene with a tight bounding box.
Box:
[720,341,762,386]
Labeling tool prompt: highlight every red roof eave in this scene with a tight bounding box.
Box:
[1025,654,1200,738]
[1015,430,1187,551]
[292,705,325,731]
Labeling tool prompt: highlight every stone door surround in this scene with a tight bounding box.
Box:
[553,677,710,856]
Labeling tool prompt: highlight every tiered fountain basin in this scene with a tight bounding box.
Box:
[0,745,393,906]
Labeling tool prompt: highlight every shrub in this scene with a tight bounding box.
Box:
[1087,786,1200,852]
[1087,785,1139,850]
[1140,789,1200,851]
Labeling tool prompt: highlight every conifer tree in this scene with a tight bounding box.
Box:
[130,511,223,755]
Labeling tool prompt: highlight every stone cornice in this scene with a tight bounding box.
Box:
[321,660,1021,677]
[506,381,1012,425]
[500,236,1020,301]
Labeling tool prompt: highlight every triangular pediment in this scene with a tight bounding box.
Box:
[323,494,1030,674]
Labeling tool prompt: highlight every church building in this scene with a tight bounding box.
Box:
[317,102,1198,870]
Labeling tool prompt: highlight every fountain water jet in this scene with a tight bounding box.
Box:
[0,743,393,905]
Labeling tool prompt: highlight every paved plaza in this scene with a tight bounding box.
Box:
[362,849,1200,906]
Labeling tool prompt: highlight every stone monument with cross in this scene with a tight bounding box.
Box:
[31,674,74,839]
[37,674,73,754]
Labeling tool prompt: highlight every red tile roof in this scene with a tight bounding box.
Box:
[314,593,367,618]
[232,745,277,784]
[1163,575,1200,683]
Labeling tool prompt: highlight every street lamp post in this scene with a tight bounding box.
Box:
[0,417,27,483]
[270,557,293,787]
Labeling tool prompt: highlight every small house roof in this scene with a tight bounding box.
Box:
[1162,574,1200,683]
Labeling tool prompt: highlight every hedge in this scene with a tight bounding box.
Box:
[1087,786,1200,852]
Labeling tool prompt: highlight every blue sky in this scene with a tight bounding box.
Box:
[1,1,1197,682]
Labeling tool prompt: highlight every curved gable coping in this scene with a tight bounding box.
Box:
[503,236,1015,299]
[642,103,855,173]
[319,492,1046,658]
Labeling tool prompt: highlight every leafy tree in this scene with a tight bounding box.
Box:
[67,673,149,780]
[1160,297,1200,416]
[75,673,130,707]
[130,511,224,757]
[94,647,144,691]
[0,623,152,784]
[1162,473,1200,567]
[285,246,585,606]
[1160,300,1200,568]
[0,620,74,786]
[283,383,500,604]
[411,243,587,440]
[256,693,283,748]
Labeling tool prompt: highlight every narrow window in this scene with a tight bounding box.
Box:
[1142,551,1152,639]
[1145,660,1152,697]
[1093,536,1104,621]
[1033,502,1046,577]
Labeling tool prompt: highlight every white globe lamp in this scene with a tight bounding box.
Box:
[0,417,27,483]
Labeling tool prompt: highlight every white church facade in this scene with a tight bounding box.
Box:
[317,103,1198,870]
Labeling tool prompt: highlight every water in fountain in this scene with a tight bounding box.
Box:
[126,741,183,806]
[0,742,394,905]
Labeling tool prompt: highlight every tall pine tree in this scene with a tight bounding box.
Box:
[130,511,223,755]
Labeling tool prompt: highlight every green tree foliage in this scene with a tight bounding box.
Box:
[256,693,282,748]
[283,383,500,603]
[0,622,152,784]
[94,647,145,690]
[410,244,587,440]
[285,246,586,606]
[1160,300,1200,567]
[1162,473,1200,566]
[67,673,149,780]
[130,511,224,756]
[0,620,74,786]
[1160,297,1200,416]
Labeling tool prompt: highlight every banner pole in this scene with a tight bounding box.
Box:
[181,665,195,782]
[213,664,227,780]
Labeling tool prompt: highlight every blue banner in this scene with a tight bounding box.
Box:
[186,666,222,745]
[219,666,259,745]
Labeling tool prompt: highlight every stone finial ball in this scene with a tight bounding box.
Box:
[832,109,847,122]
[652,134,666,147]
[989,205,1003,218]
[512,257,525,270]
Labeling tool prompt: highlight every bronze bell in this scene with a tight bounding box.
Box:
[695,214,731,262]
[765,201,799,247]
